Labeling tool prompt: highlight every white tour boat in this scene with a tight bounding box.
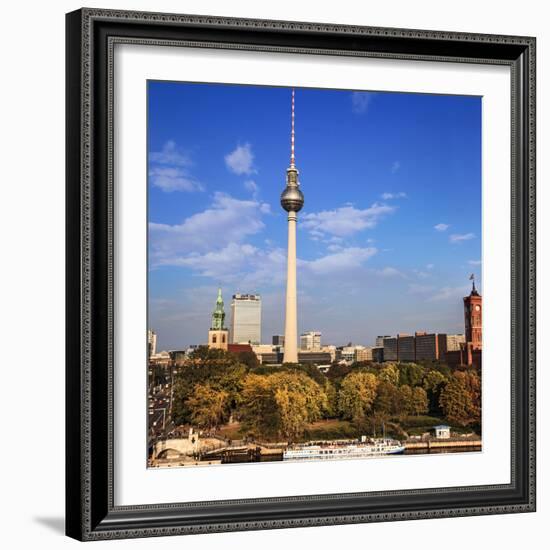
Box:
[283,436,405,461]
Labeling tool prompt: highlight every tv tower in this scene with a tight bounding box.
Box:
[280,89,305,363]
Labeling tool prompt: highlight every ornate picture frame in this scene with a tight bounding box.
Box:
[66,8,536,541]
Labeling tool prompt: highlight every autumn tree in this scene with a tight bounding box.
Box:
[373,380,401,418]
[410,386,429,416]
[439,370,481,427]
[378,363,400,386]
[186,384,229,430]
[238,371,327,442]
[397,384,414,418]
[171,348,246,425]
[398,363,425,387]
[422,369,447,413]
[233,350,260,369]
[338,372,378,421]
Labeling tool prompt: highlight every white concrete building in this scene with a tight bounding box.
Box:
[300,331,322,351]
[230,294,261,344]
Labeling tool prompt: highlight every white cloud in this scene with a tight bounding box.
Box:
[149,192,269,266]
[225,143,256,175]
[150,140,192,166]
[149,141,203,192]
[381,192,407,200]
[468,259,482,266]
[351,91,375,114]
[449,233,475,244]
[429,285,470,302]
[434,223,450,232]
[376,267,405,278]
[302,203,395,238]
[244,179,259,198]
[408,283,436,294]
[413,269,431,279]
[303,247,377,275]
[391,161,401,173]
[426,263,435,270]
[149,166,204,192]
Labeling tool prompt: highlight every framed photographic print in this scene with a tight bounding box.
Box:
[66,8,536,541]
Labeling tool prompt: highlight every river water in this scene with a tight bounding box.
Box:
[207,446,480,464]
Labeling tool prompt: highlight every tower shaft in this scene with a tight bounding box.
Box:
[283,211,298,363]
[280,89,304,364]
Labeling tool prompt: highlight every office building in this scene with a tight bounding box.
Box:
[356,347,374,362]
[372,347,384,363]
[415,332,448,361]
[383,337,399,361]
[272,335,285,347]
[298,351,332,365]
[147,329,157,357]
[375,335,391,348]
[321,345,337,362]
[300,331,322,351]
[397,334,415,361]
[230,293,261,344]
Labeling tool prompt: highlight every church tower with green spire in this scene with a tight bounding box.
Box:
[208,288,229,350]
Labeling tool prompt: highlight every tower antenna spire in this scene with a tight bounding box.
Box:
[290,88,295,167]
[469,273,477,293]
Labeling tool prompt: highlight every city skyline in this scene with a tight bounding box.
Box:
[148,82,482,351]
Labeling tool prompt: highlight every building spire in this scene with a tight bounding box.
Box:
[211,287,226,330]
[290,88,296,168]
[469,273,479,295]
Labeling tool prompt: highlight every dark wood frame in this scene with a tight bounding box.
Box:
[66,8,536,541]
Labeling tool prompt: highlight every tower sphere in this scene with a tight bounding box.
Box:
[281,184,304,212]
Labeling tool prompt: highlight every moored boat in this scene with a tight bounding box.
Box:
[283,437,405,461]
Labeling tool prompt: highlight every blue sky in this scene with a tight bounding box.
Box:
[148,81,481,351]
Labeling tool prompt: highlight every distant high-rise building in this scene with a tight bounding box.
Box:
[397,334,415,362]
[372,347,384,363]
[355,347,374,362]
[231,294,261,344]
[147,329,157,357]
[300,331,321,351]
[383,337,398,361]
[375,335,391,348]
[208,288,229,350]
[272,335,285,347]
[415,332,448,361]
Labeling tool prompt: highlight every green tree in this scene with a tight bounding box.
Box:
[397,384,414,417]
[186,384,229,430]
[233,350,260,369]
[399,363,425,387]
[410,386,429,416]
[322,380,339,418]
[422,370,447,413]
[338,372,378,421]
[373,381,401,418]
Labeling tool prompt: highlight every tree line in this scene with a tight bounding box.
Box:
[170,347,481,442]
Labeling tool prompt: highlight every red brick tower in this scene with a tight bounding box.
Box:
[463,274,482,350]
